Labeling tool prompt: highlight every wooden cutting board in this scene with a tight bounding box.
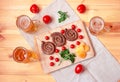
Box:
[35,20,95,73]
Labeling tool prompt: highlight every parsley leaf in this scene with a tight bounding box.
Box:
[58,11,69,23]
[69,54,76,63]
[60,49,76,63]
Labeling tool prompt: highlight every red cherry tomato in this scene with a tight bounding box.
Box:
[49,56,54,60]
[55,58,60,62]
[61,30,65,34]
[45,36,49,40]
[43,15,52,24]
[30,4,40,13]
[70,44,75,49]
[71,25,76,30]
[62,46,66,51]
[55,49,59,53]
[77,28,81,32]
[50,62,55,66]
[75,64,84,74]
[76,41,80,45]
[77,4,86,13]
[79,35,84,39]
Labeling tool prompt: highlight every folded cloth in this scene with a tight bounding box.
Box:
[51,29,120,82]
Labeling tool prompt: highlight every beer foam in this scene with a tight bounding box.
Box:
[18,15,31,29]
[90,17,104,31]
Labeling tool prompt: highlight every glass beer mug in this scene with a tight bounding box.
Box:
[13,47,39,63]
[16,15,39,33]
[89,16,106,35]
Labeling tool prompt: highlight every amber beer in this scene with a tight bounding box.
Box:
[13,47,38,63]
[89,16,105,35]
[16,15,38,33]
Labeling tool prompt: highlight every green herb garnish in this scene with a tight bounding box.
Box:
[60,49,76,63]
[58,11,69,23]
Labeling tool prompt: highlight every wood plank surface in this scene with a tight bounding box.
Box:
[0,0,120,82]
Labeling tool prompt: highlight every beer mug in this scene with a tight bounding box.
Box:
[16,15,39,33]
[13,47,39,63]
[89,16,107,35]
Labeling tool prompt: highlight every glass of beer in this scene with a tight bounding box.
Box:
[89,16,105,35]
[13,47,39,63]
[16,15,39,33]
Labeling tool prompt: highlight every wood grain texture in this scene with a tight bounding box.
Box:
[0,0,120,82]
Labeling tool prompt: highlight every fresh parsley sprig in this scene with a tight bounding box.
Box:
[58,11,69,23]
[60,49,76,63]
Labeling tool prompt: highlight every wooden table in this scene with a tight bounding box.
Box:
[0,0,120,82]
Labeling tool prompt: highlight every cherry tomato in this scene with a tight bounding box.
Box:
[77,4,86,13]
[70,44,75,49]
[79,35,84,39]
[71,25,76,30]
[55,58,60,62]
[45,36,49,40]
[75,64,84,74]
[50,62,55,66]
[49,56,54,60]
[61,30,65,34]
[55,49,59,53]
[62,46,66,51]
[76,41,80,45]
[43,15,52,24]
[30,4,40,13]
[77,28,81,32]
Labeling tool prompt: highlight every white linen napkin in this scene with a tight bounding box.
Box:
[51,30,120,82]
[19,0,120,82]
